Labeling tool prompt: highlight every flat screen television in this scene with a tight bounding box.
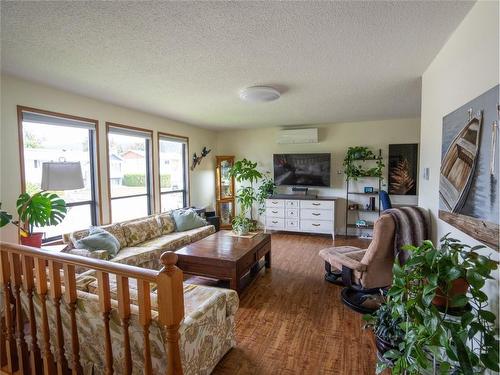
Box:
[273,153,331,187]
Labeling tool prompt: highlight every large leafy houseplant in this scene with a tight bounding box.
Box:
[371,235,498,375]
[343,146,384,181]
[229,159,275,231]
[13,192,67,247]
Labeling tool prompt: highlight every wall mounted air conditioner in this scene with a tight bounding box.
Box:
[276,128,318,144]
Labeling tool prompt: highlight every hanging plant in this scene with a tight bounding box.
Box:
[343,146,384,180]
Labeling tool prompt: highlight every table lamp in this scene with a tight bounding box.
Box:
[41,161,84,191]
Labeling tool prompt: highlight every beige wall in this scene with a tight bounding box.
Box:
[216,118,421,234]
[0,74,218,242]
[419,1,499,313]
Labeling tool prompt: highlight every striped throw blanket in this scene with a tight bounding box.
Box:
[385,207,431,264]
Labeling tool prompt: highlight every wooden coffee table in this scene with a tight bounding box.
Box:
[175,231,271,294]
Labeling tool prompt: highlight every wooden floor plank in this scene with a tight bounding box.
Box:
[212,233,377,375]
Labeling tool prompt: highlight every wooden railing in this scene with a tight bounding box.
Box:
[0,241,185,375]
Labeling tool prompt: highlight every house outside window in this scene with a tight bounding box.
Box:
[107,123,154,222]
[158,133,189,212]
[19,107,100,241]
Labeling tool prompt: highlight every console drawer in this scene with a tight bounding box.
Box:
[286,209,298,218]
[286,200,299,208]
[266,217,285,229]
[300,200,334,210]
[266,199,285,208]
[286,219,299,229]
[300,220,333,234]
[301,209,333,221]
[267,208,285,218]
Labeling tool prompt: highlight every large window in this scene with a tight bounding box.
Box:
[158,133,189,212]
[19,107,99,241]
[107,123,154,222]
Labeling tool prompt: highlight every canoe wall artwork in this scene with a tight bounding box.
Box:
[439,84,499,251]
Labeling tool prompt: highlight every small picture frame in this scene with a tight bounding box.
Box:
[364,186,374,193]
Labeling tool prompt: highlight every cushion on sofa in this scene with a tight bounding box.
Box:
[140,232,190,252]
[74,227,121,256]
[181,225,215,242]
[156,212,176,235]
[172,208,208,232]
[121,217,162,246]
[65,223,127,249]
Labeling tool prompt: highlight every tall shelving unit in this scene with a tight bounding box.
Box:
[344,149,384,238]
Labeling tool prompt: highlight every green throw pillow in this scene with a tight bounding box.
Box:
[172,208,208,232]
[75,227,120,256]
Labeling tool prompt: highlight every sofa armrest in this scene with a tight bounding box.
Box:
[206,216,220,232]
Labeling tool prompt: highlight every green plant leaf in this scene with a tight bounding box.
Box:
[470,288,488,303]
[466,269,485,289]
[479,310,496,324]
[451,330,473,375]
[0,207,12,228]
[447,266,462,281]
[450,294,468,308]
[422,284,436,306]
[460,311,474,327]
[481,349,500,372]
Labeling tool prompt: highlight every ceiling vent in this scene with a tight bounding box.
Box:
[276,128,318,144]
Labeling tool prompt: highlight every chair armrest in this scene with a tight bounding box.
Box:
[327,251,367,272]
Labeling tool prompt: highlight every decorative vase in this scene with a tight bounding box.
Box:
[432,278,469,307]
[20,232,44,248]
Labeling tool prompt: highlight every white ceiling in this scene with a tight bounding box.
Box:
[1,1,474,130]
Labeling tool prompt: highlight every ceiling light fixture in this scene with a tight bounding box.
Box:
[239,86,281,103]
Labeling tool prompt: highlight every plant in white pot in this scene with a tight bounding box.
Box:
[228,158,275,233]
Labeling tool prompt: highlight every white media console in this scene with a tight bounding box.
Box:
[264,195,337,239]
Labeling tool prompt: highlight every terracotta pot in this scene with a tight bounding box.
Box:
[432,278,469,307]
[20,232,44,248]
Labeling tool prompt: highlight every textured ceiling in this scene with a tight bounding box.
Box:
[1,1,474,129]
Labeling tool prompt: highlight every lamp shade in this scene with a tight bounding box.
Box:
[41,162,84,191]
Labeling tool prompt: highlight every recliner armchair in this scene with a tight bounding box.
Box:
[319,214,396,313]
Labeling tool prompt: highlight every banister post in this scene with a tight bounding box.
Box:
[157,251,184,375]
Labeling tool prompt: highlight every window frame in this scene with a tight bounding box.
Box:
[17,105,102,242]
[105,122,155,222]
[158,132,190,212]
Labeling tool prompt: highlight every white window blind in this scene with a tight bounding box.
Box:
[22,111,95,130]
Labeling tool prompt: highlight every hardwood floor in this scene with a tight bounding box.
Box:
[211,232,377,375]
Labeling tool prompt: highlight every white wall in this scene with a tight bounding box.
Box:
[216,118,421,234]
[0,74,217,242]
[419,1,499,314]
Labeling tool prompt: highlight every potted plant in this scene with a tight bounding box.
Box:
[370,234,499,374]
[231,214,252,236]
[364,301,404,354]
[8,192,67,247]
[257,176,276,215]
[343,146,384,181]
[229,158,275,232]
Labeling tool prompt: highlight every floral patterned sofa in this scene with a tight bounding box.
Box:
[34,212,239,374]
[20,273,238,374]
[62,212,215,270]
